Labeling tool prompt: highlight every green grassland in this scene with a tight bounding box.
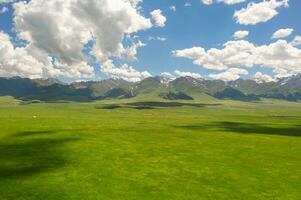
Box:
[0,96,300,200]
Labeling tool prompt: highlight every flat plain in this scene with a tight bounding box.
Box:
[0,96,300,200]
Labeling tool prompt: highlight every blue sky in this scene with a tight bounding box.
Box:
[0,0,301,82]
[135,0,301,78]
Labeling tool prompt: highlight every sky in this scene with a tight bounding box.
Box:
[0,0,301,82]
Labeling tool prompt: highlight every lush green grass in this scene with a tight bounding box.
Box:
[0,96,300,200]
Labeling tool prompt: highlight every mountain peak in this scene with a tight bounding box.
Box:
[33,78,65,87]
[171,76,204,86]
[1,75,301,101]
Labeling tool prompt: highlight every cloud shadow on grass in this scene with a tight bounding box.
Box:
[98,101,222,110]
[0,129,80,180]
[14,130,58,137]
[176,121,301,137]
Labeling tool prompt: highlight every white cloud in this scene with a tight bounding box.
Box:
[101,60,151,82]
[173,41,256,71]
[169,5,176,12]
[233,30,249,39]
[0,31,48,79]
[174,70,203,79]
[160,70,203,80]
[14,0,151,63]
[201,0,245,5]
[253,72,276,83]
[173,39,301,74]
[234,0,289,25]
[273,68,294,79]
[209,68,248,81]
[272,28,293,39]
[0,31,94,79]
[150,9,166,27]
[201,0,213,4]
[160,72,175,79]
[0,0,154,80]
[290,35,301,46]
[122,41,146,61]
[255,40,301,73]
[172,47,206,61]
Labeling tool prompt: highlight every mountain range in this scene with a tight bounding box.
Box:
[1,75,301,102]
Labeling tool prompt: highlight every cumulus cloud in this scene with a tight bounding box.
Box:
[0,0,155,80]
[233,30,249,39]
[273,68,294,79]
[0,31,49,79]
[0,31,95,79]
[101,60,151,82]
[173,39,301,74]
[272,28,293,39]
[234,0,289,25]
[14,0,151,63]
[150,9,166,27]
[255,40,301,73]
[160,70,203,80]
[201,0,245,5]
[172,47,206,61]
[173,41,256,71]
[160,72,175,79]
[290,35,301,46]
[122,41,146,61]
[209,68,248,81]
[174,70,203,79]
[253,72,276,83]
[201,0,213,4]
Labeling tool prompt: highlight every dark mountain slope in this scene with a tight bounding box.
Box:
[214,87,259,101]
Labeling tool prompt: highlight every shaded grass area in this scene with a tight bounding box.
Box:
[176,121,301,137]
[99,101,222,110]
[0,130,80,180]
[0,98,300,199]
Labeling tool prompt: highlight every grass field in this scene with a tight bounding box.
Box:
[0,96,300,200]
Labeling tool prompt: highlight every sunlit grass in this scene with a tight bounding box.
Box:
[0,97,300,200]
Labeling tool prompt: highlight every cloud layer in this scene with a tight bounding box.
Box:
[0,0,299,82]
[0,0,155,81]
[173,38,301,78]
